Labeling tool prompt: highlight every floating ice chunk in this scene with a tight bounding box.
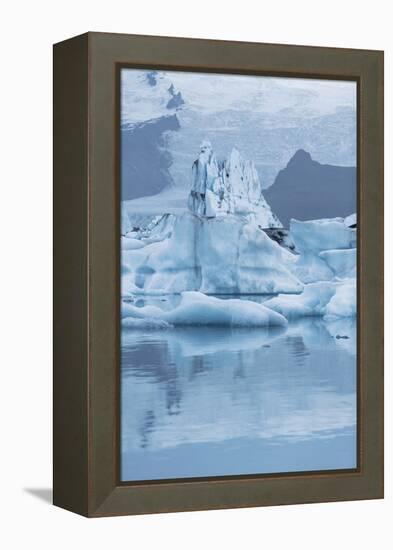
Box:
[122,317,172,330]
[128,212,303,295]
[121,291,288,327]
[319,248,356,279]
[264,281,356,320]
[291,218,356,253]
[163,292,288,327]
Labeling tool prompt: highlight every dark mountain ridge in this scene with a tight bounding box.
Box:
[264,149,356,227]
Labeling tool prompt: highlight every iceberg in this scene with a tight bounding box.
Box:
[124,212,303,295]
[324,281,356,318]
[264,280,356,320]
[288,218,357,283]
[122,291,288,327]
[188,142,282,228]
[290,252,335,284]
[319,248,356,279]
[120,140,357,326]
[291,218,356,254]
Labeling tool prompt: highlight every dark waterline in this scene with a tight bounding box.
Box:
[120,316,357,482]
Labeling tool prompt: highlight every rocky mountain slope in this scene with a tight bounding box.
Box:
[264,149,356,227]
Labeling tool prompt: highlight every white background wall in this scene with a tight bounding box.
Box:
[1,1,391,548]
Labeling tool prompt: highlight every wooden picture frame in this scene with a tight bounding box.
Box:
[53,32,384,517]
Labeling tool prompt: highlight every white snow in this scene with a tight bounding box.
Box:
[264,280,356,320]
[121,69,356,124]
[122,291,288,327]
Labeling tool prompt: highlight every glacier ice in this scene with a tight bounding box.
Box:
[319,248,356,279]
[288,217,357,283]
[123,212,303,295]
[264,280,356,320]
[122,291,288,327]
[291,218,356,254]
[188,142,282,228]
[324,280,356,318]
[290,252,335,284]
[120,139,357,325]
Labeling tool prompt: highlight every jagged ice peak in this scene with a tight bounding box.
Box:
[188,141,282,228]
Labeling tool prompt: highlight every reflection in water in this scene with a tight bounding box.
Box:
[121,317,357,481]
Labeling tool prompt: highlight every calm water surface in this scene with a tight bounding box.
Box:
[121,297,357,481]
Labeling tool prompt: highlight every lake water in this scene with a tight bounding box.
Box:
[120,298,357,482]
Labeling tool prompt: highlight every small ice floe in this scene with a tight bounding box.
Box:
[122,317,172,330]
[264,280,356,320]
[121,291,287,328]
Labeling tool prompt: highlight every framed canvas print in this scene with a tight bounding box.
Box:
[53,32,384,517]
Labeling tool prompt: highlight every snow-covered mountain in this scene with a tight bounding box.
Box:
[121,68,357,214]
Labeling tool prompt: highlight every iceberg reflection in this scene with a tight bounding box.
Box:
[121,317,357,481]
